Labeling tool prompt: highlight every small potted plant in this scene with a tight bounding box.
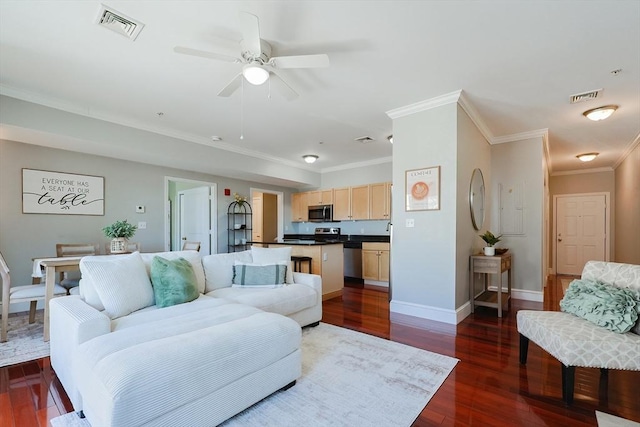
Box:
[103,219,137,254]
[479,230,501,256]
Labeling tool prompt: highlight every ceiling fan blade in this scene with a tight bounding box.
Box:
[174,46,240,63]
[268,69,299,101]
[217,73,243,97]
[238,12,262,58]
[270,54,330,69]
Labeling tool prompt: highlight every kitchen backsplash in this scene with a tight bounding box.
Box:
[289,220,390,236]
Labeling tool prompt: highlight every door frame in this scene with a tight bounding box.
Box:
[164,176,217,254]
[552,192,610,275]
[250,187,284,240]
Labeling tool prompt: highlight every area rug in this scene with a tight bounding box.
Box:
[596,411,640,427]
[51,323,458,427]
[0,311,49,367]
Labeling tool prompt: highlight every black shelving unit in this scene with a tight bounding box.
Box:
[228,201,252,252]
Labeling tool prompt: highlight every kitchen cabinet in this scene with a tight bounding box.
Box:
[362,242,389,284]
[307,189,334,205]
[291,192,309,222]
[369,182,392,220]
[333,185,369,220]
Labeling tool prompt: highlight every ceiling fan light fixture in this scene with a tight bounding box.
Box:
[576,152,599,162]
[303,154,319,164]
[583,105,618,121]
[242,63,269,85]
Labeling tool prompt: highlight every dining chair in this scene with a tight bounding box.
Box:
[182,241,201,251]
[55,243,100,292]
[1,251,66,342]
[104,242,141,254]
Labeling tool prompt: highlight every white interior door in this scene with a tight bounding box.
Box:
[179,187,211,255]
[556,194,606,275]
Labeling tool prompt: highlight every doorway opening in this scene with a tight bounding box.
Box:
[164,177,217,255]
[250,188,284,243]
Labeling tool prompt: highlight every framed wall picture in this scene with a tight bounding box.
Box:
[22,168,105,215]
[405,166,440,211]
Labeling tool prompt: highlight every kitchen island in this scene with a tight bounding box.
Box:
[249,240,344,300]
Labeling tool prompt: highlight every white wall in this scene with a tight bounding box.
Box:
[455,105,491,308]
[491,138,545,296]
[390,102,459,321]
[614,142,640,264]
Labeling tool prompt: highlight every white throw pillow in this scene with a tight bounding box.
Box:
[79,252,155,319]
[251,246,294,284]
[202,250,253,292]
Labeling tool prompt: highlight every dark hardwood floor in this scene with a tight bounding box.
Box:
[1,275,638,426]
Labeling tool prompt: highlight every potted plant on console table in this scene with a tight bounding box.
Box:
[103,219,137,254]
[479,230,502,256]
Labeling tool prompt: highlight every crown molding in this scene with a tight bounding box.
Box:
[457,90,493,143]
[613,132,640,170]
[385,90,462,119]
[551,167,614,177]
[491,128,549,145]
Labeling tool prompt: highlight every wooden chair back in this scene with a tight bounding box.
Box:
[56,243,100,257]
[182,241,201,251]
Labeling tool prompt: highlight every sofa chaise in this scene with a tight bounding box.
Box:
[50,248,322,426]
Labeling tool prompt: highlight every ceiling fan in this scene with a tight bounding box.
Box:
[174,12,330,100]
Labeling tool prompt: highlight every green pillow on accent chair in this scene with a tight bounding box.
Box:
[150,256,200,308]
[559,279,640,334]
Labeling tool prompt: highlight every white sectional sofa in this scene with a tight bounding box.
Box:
[50,248,322,427]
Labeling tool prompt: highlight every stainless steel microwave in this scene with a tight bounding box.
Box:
[308,204,333,222]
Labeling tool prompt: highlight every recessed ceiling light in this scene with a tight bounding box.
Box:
[583,105,618,121]
[302,154,319,164]
[576,152,599,162]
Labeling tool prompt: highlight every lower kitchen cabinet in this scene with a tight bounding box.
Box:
[362,242,389,285]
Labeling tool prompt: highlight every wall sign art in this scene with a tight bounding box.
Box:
[22,168,105,215]
[405,166,440,211]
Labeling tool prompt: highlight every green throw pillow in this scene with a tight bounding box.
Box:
[232,263,287,288]
[559,279,640,334]
[150,256,199,308]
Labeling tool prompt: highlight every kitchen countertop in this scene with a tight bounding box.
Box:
[248,240,344,246]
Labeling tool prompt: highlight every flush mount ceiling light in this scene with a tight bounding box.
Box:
[583,105,618,121]
[303,154,319,164]
[242,62,269,85]
[576,152,599,162]
[387,135,393,144]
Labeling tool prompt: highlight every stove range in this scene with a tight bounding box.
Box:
[313,227,341,243]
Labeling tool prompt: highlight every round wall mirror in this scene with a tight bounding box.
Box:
[469,168,485,231]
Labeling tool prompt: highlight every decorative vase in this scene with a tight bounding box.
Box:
[110,238,128,254]
[484,246,495,256]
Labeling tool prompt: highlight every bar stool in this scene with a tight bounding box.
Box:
[290,256,312,274]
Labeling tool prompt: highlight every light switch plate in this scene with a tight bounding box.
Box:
[406,218,415,228]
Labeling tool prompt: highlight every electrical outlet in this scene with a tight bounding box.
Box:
[137,221,147,230]
[323,252,328,261]
[360,228,364,234]
[406,218,415,228]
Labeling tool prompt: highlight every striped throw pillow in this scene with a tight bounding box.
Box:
[232,262,287,288]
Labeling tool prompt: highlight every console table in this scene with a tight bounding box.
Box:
[469,253,512,317]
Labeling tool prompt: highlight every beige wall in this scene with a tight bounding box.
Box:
[549,170,615,263]
[614,144,640,264]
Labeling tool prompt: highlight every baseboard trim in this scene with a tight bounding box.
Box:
[390,299,458,325]
[322,289,343,301]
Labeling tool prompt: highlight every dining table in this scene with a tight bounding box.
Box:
[33,257,82,341]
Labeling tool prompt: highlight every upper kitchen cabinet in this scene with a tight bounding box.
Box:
[291,192,309,222]
[334,185,369,220]
[308,189,334,206]
[369,182,391,220]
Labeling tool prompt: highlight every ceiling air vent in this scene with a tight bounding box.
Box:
[569,89,602,104]
[354,136,374,144]
[96,4,145,41]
